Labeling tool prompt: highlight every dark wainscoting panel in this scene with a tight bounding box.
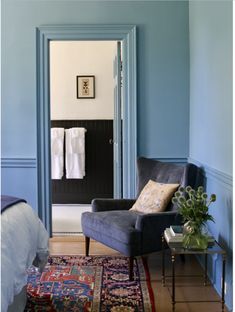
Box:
[51,120,113,204]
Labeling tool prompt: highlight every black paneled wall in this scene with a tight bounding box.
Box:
[51,120,113,204]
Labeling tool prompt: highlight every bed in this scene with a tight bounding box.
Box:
[1,195,49,312]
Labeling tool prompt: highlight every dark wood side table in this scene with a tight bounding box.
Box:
[162,230,226,311]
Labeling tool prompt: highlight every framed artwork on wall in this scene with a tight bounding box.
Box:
[77,75,95,99]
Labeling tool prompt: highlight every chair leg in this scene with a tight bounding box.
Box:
[85,236,90,256]
[129,256,134,281]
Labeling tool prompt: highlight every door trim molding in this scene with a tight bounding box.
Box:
[36,24,137,234]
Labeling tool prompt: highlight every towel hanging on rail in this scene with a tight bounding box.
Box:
[51,128,65,179]
[65,127,86,179]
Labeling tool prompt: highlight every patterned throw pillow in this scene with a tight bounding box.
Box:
[130,180,179,213]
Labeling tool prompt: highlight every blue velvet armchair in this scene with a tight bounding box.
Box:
[81,157,200,280]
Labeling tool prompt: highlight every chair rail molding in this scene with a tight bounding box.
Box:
[36,24,137,235]
[1,157,37,168]
[154,157,187,164]
[188,157,232,189]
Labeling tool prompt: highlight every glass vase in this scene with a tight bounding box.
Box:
[182,222,208,250]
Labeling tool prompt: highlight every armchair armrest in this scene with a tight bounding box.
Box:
[91,198,136,212]
[134,211,183,254]
[135,211,182,233]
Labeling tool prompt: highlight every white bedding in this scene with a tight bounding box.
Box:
[1,202,49,312]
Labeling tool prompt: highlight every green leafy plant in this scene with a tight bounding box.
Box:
[172,186,216,249]
[172,185,216,229]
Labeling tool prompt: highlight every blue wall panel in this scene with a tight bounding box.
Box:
[1,159,37,211]
[189,1,232,310]
[205,174,232,308]
[189,159,233,310]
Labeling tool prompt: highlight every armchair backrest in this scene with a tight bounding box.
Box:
[137,157,200,211]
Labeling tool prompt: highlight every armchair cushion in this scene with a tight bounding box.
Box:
[81,210,142,256]
[130,180,179,214]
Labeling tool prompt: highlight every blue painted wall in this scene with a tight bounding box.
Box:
[1,1,190,208]
[1,161,38,209]
[189,1,232,310]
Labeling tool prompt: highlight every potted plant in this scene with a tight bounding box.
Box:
[172,186,216,249]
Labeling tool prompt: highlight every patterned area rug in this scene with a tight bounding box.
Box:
[25,255,155,312]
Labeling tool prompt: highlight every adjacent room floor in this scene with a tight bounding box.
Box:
[50,236,228,312]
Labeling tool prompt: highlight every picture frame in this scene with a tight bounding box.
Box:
[77,75,95,99]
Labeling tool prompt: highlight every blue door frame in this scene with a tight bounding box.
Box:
[113,41,122,198]
[36,25,137,235]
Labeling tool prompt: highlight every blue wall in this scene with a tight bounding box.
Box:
[189,1,232,310]
[1,1,190,208]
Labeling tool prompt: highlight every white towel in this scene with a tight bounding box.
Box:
[51,128,64,179]
[65,127,86,179]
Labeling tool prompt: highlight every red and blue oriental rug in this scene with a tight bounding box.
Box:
[25,255,155,312]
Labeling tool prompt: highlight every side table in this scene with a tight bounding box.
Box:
[162,230,226,311]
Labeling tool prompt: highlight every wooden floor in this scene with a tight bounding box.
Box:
[50,236,228,312]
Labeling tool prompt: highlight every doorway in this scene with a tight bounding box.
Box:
[50,40,118,235]
[36,25,137,236]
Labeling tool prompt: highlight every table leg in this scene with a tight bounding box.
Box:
[162,235,165,286]
[204,254,208,286]
[221,255,226,311]
[172,254,175,311]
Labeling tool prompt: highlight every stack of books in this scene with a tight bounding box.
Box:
[164,226,184,246]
